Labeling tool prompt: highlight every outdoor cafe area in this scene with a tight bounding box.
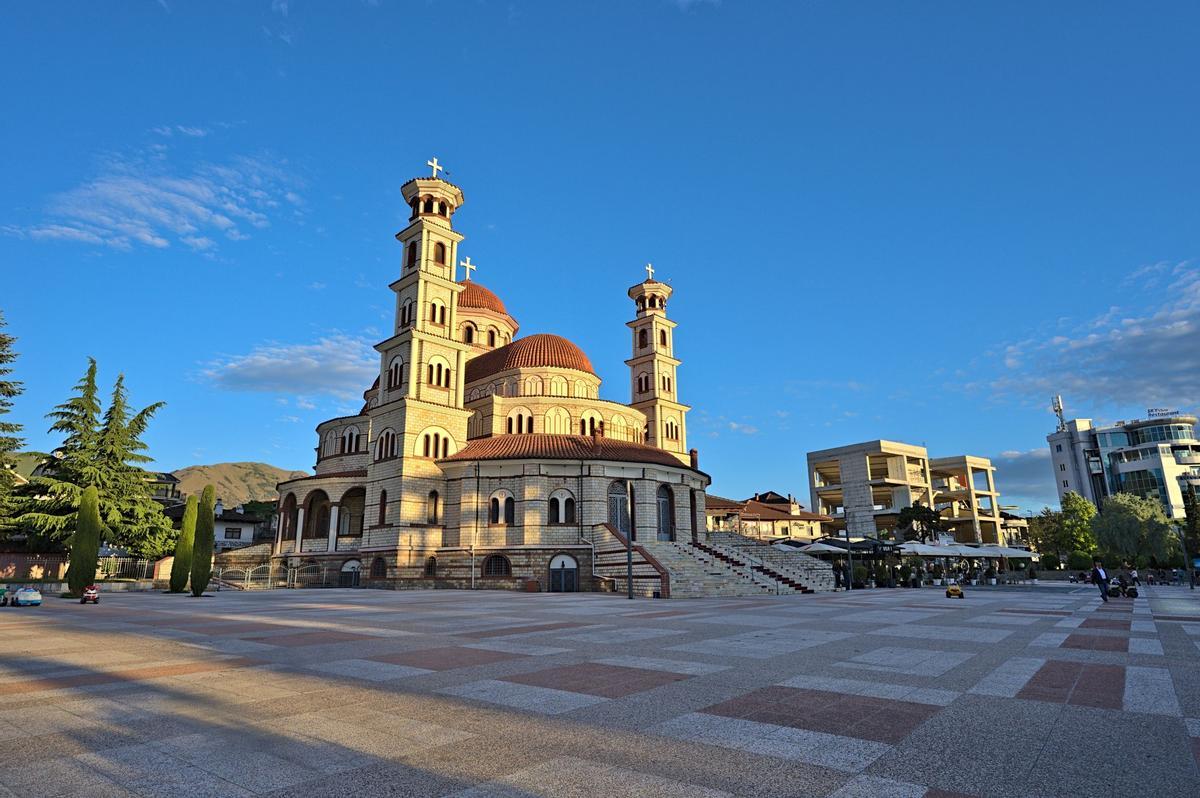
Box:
[787,536,1037,589]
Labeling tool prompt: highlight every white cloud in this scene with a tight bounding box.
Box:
[152,124,209,137]
[203,334,377,399]
[990,261,1200,409]
[728,421,758,435]
[8,150,302,252]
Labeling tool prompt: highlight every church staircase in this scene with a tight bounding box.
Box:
[704,532,836,592]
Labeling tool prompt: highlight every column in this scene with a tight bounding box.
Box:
[327,504,340,552]
[294,507,305,551]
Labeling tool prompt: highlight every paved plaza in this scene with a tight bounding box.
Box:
[2,585,1199,797]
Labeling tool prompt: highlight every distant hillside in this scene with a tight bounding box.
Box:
[171,462,309,506]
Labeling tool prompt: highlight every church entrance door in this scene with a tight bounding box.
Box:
[656,485,675,542]
[549,554,578,593]
[607,482,634,541]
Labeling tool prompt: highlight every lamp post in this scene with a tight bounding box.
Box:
[625,479,634,599]
[843,504,853,591]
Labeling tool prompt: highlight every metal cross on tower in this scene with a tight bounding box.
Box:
[460,256,477,280]
[427,157,443,178]
[644,263,655,281]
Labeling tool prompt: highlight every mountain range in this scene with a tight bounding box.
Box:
[170,462,308,506]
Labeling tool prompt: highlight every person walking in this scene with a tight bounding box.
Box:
[1091,558,1109,602]
[1130,567,1140,586]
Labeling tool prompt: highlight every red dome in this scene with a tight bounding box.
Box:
[465,334,595,382]
[458,281,509,315]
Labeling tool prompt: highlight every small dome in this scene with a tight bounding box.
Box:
[458,281,509,315]
[465,334,595,383]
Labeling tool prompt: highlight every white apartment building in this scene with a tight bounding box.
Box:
[1047,399,1200,520]
[807,441,1005,544]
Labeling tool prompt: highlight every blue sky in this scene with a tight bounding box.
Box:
[3,1,1198,512]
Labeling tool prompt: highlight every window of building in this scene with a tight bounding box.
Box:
[1056,444,1062,452]
[1059,463,1066,472]
[387,357,406,391]
[370,557,387,578]
[378,490,388,525]
[482,555,512,577]
[488,329,496,347]
[424,556,437,577]
[638,329,648,348]
[548,490,576,524]
[223,528,242,540]
[434,242,446,264]
[464,324,475,344]
[427,490,440,524]
[406,241,418,268]
[375,429,397,461]
[659,329,667,346]
[1062,480,1069,488]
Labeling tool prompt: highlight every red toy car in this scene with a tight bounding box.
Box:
[80,585,99,604]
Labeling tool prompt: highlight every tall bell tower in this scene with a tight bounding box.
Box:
[626,264,690,464]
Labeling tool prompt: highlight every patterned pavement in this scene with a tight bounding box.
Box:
[1,584,1198,797]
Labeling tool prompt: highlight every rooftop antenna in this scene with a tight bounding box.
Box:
[1052,395,1067,432]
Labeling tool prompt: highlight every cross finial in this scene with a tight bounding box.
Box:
[460,256,477,280]
[427,157,443,178]
[644,263,655,281]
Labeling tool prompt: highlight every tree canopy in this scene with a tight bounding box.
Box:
[1092,492,1176,563]
[1059,492,1098,553]
[896,502,944,542]
[0,310,23,519]
[10,359,172,556]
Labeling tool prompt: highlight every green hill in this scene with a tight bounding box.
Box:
[171,462,309,506]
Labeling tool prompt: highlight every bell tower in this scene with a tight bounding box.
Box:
[625,264,690,464]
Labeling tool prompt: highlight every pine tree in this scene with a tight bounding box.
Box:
[67,486,102,596]
[169,495,197,593]
[190,485,215,597]
[11,361,171,556]
[0,311,23,523]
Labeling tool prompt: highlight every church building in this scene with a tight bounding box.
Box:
[272,160,711,593]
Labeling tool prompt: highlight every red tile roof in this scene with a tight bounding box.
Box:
[457,280,509,315]
[442,434,694,470]
[465,334,596,383]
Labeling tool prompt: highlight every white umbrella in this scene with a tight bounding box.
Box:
[794,542,845,554]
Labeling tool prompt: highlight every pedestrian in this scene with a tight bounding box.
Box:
[834,561,843,590]
[1130,567,1140,586]
[1090,558,1109,602]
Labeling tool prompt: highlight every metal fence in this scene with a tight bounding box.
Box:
[214,562,356,589]
[96,557,155,581]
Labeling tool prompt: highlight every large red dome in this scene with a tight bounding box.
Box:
[457,280,509,315]
[465,334,595,383]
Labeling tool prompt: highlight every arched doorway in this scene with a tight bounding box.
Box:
[303,490,331,543]
[656,484,675,542]
[608,481,634,541]
[339,559,362,588]
[549,553,578,593]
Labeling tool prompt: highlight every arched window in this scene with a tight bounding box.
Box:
[375,429,397,461]
[463,324,475,344]
[324,431,337,457]
[638,329,648,348]
[490,496,501,524]
[341,426,360,454]
[550,376,567,396]
[488,490,515,525]
[370,557,387,578]
[424,556,437,577]
[416,427,454,458]
[544,406,571,435]
[507,408,533,434]
[580,411,601,436]
[423,198,434,213]
[483,555,512,577]
[437,201,447,216]
[504,496,514,524]
[427,490,440,524]
[387,357,406,391]
[488,329,496,347]
[549,490,575,525]
[378,490,388,525]
[401,299,415,328]
[610,415,628,441]
[434,242,446,264]
[637,297,645,310]
[406,241,418,268]
[523,376,543,395]
[659,329,668,347]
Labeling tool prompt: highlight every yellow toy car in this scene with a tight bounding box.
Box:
[945,582,965,599]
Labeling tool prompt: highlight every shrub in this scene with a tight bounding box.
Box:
[873,564,890,586]
[190,485,215,597]
[852,564,868,586]
[1067,550,1093,572]
[67,486,101,596]
[169,495,197,594]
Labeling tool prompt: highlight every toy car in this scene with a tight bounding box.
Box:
[80,585,100,604]
[11,586,43,606]
[945,581,965,599]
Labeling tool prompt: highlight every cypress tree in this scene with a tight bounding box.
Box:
[190,485,215,597]
[169,495,197,593]
[67,486,101,596]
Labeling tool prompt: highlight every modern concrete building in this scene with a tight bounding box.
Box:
[1047,398,1200,520]
[807,441,1005,544]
